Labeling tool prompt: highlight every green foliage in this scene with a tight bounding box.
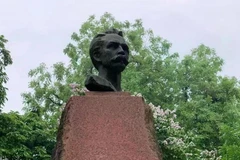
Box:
[151,103,200,159]
[22,12,177,136]
[16,12,240,159]
[22,62,71,130]
[220,120,240,159]
[150,102,222,160]
[0,112,54,159]
[0,35,12,110]
[174,46,240,159]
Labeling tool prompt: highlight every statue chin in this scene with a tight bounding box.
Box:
[109,62,127,73]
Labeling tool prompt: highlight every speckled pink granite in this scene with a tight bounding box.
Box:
[52,92,162,160]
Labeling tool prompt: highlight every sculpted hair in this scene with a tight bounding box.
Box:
[89,28,124,70]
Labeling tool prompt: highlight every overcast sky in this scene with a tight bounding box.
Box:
[1,0,239,113]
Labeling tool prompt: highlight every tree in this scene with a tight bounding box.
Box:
[0,111,55,159]
[220,122,240,160]
[175,45,224,148]
[175,46,240,152]
[21,13,240,159]
[0,35,12,110]
[22,12,178,132]
[21,12,181,159]
[0,36,54,159]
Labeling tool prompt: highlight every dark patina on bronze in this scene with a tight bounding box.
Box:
[85,29,129,91]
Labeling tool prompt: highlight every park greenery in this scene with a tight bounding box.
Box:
[1,12,240,159]
[0,35,13,111]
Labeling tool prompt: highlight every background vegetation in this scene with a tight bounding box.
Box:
[1,13,239,159]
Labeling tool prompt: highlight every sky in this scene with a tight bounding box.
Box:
[1,0,239,113]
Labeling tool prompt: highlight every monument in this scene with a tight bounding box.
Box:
[85,28,129,91]
[52,29,162,160]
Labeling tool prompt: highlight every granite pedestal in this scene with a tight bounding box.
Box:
[52,92,161,160]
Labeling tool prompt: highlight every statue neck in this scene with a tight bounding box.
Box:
[98,67,122,91]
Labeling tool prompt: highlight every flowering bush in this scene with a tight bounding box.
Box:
[150,102,196,159]
[69,83,88,96]
[132,92,221,160]
[151,102,222,160]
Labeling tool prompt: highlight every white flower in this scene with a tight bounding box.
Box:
[149,103,155,109]
[69,83,79,89]
[136,93,142,97]
[163,140,168,145]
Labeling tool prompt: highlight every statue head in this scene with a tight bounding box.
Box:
[89,28,129,73]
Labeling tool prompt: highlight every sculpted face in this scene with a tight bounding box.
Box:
[86,29,129,91]
[99,34,129,73]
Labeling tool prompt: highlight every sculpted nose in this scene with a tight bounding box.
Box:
[117,46,125,56]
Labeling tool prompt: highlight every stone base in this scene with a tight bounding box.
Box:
[52,92,161,160]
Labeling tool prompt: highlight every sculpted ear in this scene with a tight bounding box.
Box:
[92,48,102,63]
[90,33,105,63]
[93,52,101,62]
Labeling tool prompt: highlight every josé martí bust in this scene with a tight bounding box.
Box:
[52,29,162,160]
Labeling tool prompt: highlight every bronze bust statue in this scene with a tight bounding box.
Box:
[85,29,129,91]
